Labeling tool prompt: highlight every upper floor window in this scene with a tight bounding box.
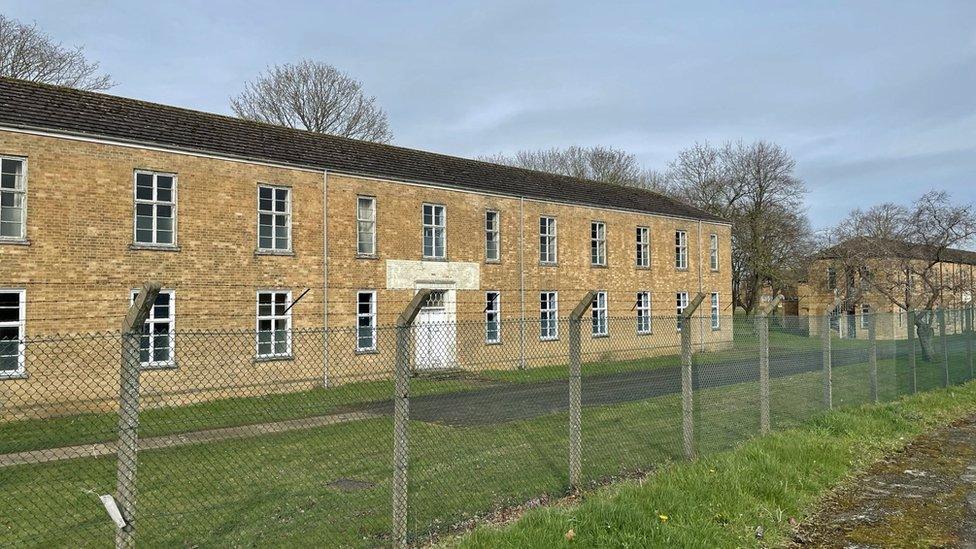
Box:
[709,234,719,271]
[0,157,26,241]
[256,291,292,359]
[827,267,837,290]
[357,291,377,352]
[710,292,720,330]
[540,291,558,340]
[258,185,291,252]
[134,171,176,246]
[0,289,25,378]
[636,291,651,334]
[636,227,650,268]
[485,210,500,262]
[422,203,446,259]
[131,289,175,367]
[591,291,608,336]
[675,230,688,270]
[485,291,500,343]
[590,222,606,266]
[676,291,689,331]
[357,196,376,256]
[540,216,557,264]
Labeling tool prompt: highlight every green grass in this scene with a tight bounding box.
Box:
[456,382,976,548]
[1,331,973,547]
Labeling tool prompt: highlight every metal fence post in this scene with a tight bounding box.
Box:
[868,310,878,403]
[114,282,160,549]
[567,292,594,490]
[681,292,706,460]
[968,306,974,380]
[939,308,949,387]
[907,310,917,394]
[392,289,432,549]
[821,303,836,410]
[758,295,782,435]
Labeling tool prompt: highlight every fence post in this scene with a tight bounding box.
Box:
[681,292,707,460]
[907,310,917,394]
[822,299,839,410]
[568,291,595,490]
[939,309,949,387]
[113,282,160,549]
[968,306,974,380]
[868,309,878,403]
[391,289,432,549]
[758,295,782,435]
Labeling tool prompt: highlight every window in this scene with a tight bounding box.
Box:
[676,291,689,331]
[859,267,872,290]
[710,292,720,330]
[485,210,500,262]
[540,291,558,340]
[0,290,25,377]
[637,292,651,334]
[134,171,177,246]
[256,291,292,359]
[357,291,376,351]
[709,234,719,271]
[860,304,870,329]
[0,157,26,241]
[539,216,557,264]
[636,227,650,268]
[485,291,500,343]
[675,230,688,269]
[357,196,376,256]
[257,185,291,252]
[590,222,606,266]
[130,289,175,367]
[422,203,446,259]
[827,267,837,290]
[591,291,608,336]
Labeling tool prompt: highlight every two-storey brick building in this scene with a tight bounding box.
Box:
[0,78,731,416]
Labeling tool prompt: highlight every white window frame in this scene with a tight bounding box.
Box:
[590,221,606,266]
[257,184,292,252]
[357,290,377,352]
[133,170,177,246]
[636,226,650,268]
[637,291,651,334]
[422,203,447,259]
[591,290,608,336]
[0,289,26,378]
[357,196,376,256]
[711,292,721,330]
[676,291,689,332]
[539,216,558,264]
[540,291,559,340]
[485,210,500,262]
[860,304,870,329]
[709,234,719,271]
[485,291,501,344]
[675,230,688,270]
[130,289,176,368]
[256,290,292,359]
[0,156,27,242]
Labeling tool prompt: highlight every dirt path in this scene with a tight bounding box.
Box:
[793,414,976,548]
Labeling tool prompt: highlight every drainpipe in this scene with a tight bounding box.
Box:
[697,220,704,352]
[519,196,526,369]
[322,169,330,387]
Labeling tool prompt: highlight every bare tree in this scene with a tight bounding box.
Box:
[230,60,393,143]
[481,146,666,190]
[667,140,812,312]
[0,15,113,91]
[829,191,976,359]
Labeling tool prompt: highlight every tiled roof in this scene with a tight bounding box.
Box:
[0,78,725,223]
[819,237,976,266]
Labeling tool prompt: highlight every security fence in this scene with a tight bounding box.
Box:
[1,299,974,547]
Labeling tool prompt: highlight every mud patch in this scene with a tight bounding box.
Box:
[793,414,976,548]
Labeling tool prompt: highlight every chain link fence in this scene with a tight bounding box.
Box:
[1,305,974,547]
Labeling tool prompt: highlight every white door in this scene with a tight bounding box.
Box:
[414,291,456,370]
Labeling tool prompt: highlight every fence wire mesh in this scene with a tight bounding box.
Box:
[1,309,974,547]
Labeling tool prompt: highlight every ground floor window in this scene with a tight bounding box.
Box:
[0,289,25,377]
[637,292,651,334]
[540,291,558,340]
[591,291,608,336]
[710,292,720,330]
[485,291,500,343]
[257,291,291,358]
[357,291,376,351]
[131,289,175,367]
[676,291,689,332]
[860,304,870,329]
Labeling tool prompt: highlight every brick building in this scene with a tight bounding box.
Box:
[0,78,731,416]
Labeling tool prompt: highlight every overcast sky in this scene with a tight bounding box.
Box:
[5,1,975,229]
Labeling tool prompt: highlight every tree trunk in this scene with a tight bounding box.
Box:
[915,320,936,362]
